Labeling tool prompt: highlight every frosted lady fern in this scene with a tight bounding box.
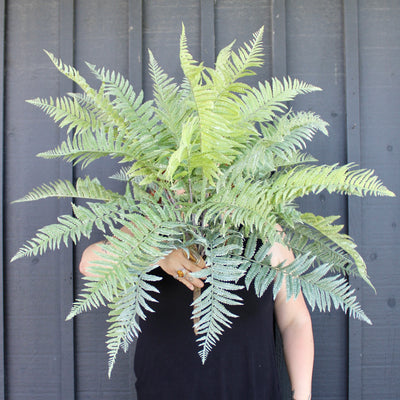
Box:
[12,25,394,375]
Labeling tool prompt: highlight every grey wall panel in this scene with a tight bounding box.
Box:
[0,0,5,398]
[72,1,134,399]
[58,1,75,398]
[286,1,348,399]
[4,1,69,399]
[128,0,143,93]
[142,0,201,100]
[344,1,363,398]
[358,2,400,399]
[215,0,273,86]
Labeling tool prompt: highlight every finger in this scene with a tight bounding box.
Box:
[186,273,204,289]
[182,261,207,284]
[174,268,204,289]
[179,261,205,284]
[177,277,194,291]
[188,249,207,268]
[180,248,207,270]
[182,261,202,274]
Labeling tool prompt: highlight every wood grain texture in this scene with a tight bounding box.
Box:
[200,0,215,68]
[0,0,6,400]
[287,1,348,398]
[358,2,400,398]
[272,0,287,79]
[271,3,291,398]
[344,1,363,399]
[73,1,133,399]
[4,1,66,399]
[58,1,75,399]
[128,0,143,395]
[215,0,273,85]
[142,0,201,99]
[0,0,4,398]
[129,0,143,93]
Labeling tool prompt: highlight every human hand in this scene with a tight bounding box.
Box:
[79,235,207,292]
[157,248,206,291]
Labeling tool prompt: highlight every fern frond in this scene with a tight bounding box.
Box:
[230,144,317,181]
[260,111,329,161]
[149,50,189,146]
[225,112,326,179]
[66,266,123,320]
[180,24,205,85]
[292,263,371,323]
[13,176,119,203]
[240,236,370,323]
[239,237,312,298]
[109,167,131,182]
[106,270,161,376]
[283,220,353,276]
[210,25,264,96]
[190,176,281,243]
[240,77,322,124]
[26,96,104,136]
[273,151,317,169]
[178,25,250,183]
[11,197,133,261]
[243,241,275,296]
[165,116,198,180]
[98,203,186,271]
[271,163,395,204]
[299,213,374,287]
[44,50,97,97]
[87,63,160,138]
[45,51,132,138]
[67,203,185,322]
[38,128,135,167]
[84,62,182,184]
[192,232,245,363]
[11,214,92,261]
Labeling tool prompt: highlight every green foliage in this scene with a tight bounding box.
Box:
[13,26,394,375]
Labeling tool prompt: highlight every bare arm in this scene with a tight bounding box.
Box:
[271,241,314,400]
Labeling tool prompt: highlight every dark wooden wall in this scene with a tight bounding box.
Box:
[1,1,399,399]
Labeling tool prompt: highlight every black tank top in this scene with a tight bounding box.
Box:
[134,268,281,400]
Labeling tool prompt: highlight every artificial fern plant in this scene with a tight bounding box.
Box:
[12,26,394,376]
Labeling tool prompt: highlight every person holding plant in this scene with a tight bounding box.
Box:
[80,229,314,400]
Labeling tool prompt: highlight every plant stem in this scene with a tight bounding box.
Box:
[201,176,207,202]
[188,177,197,227]
[188,177,194,203]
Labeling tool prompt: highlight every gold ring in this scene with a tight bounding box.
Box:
[176,269,185,278]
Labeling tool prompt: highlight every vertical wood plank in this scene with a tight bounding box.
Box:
[357,3,400,398]
[286,2,349,397]
[344,1,362,399]
[0,0,5,398]
[129,0,143,94]
[58,0,75,398]
[271,0,286,78]
[271,1,291,399]
[128,1,143,397]
[200,0,215,68]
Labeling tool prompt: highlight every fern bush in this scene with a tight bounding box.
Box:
[12,26,394,375]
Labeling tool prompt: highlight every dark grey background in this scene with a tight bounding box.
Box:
[1,1,399,399]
